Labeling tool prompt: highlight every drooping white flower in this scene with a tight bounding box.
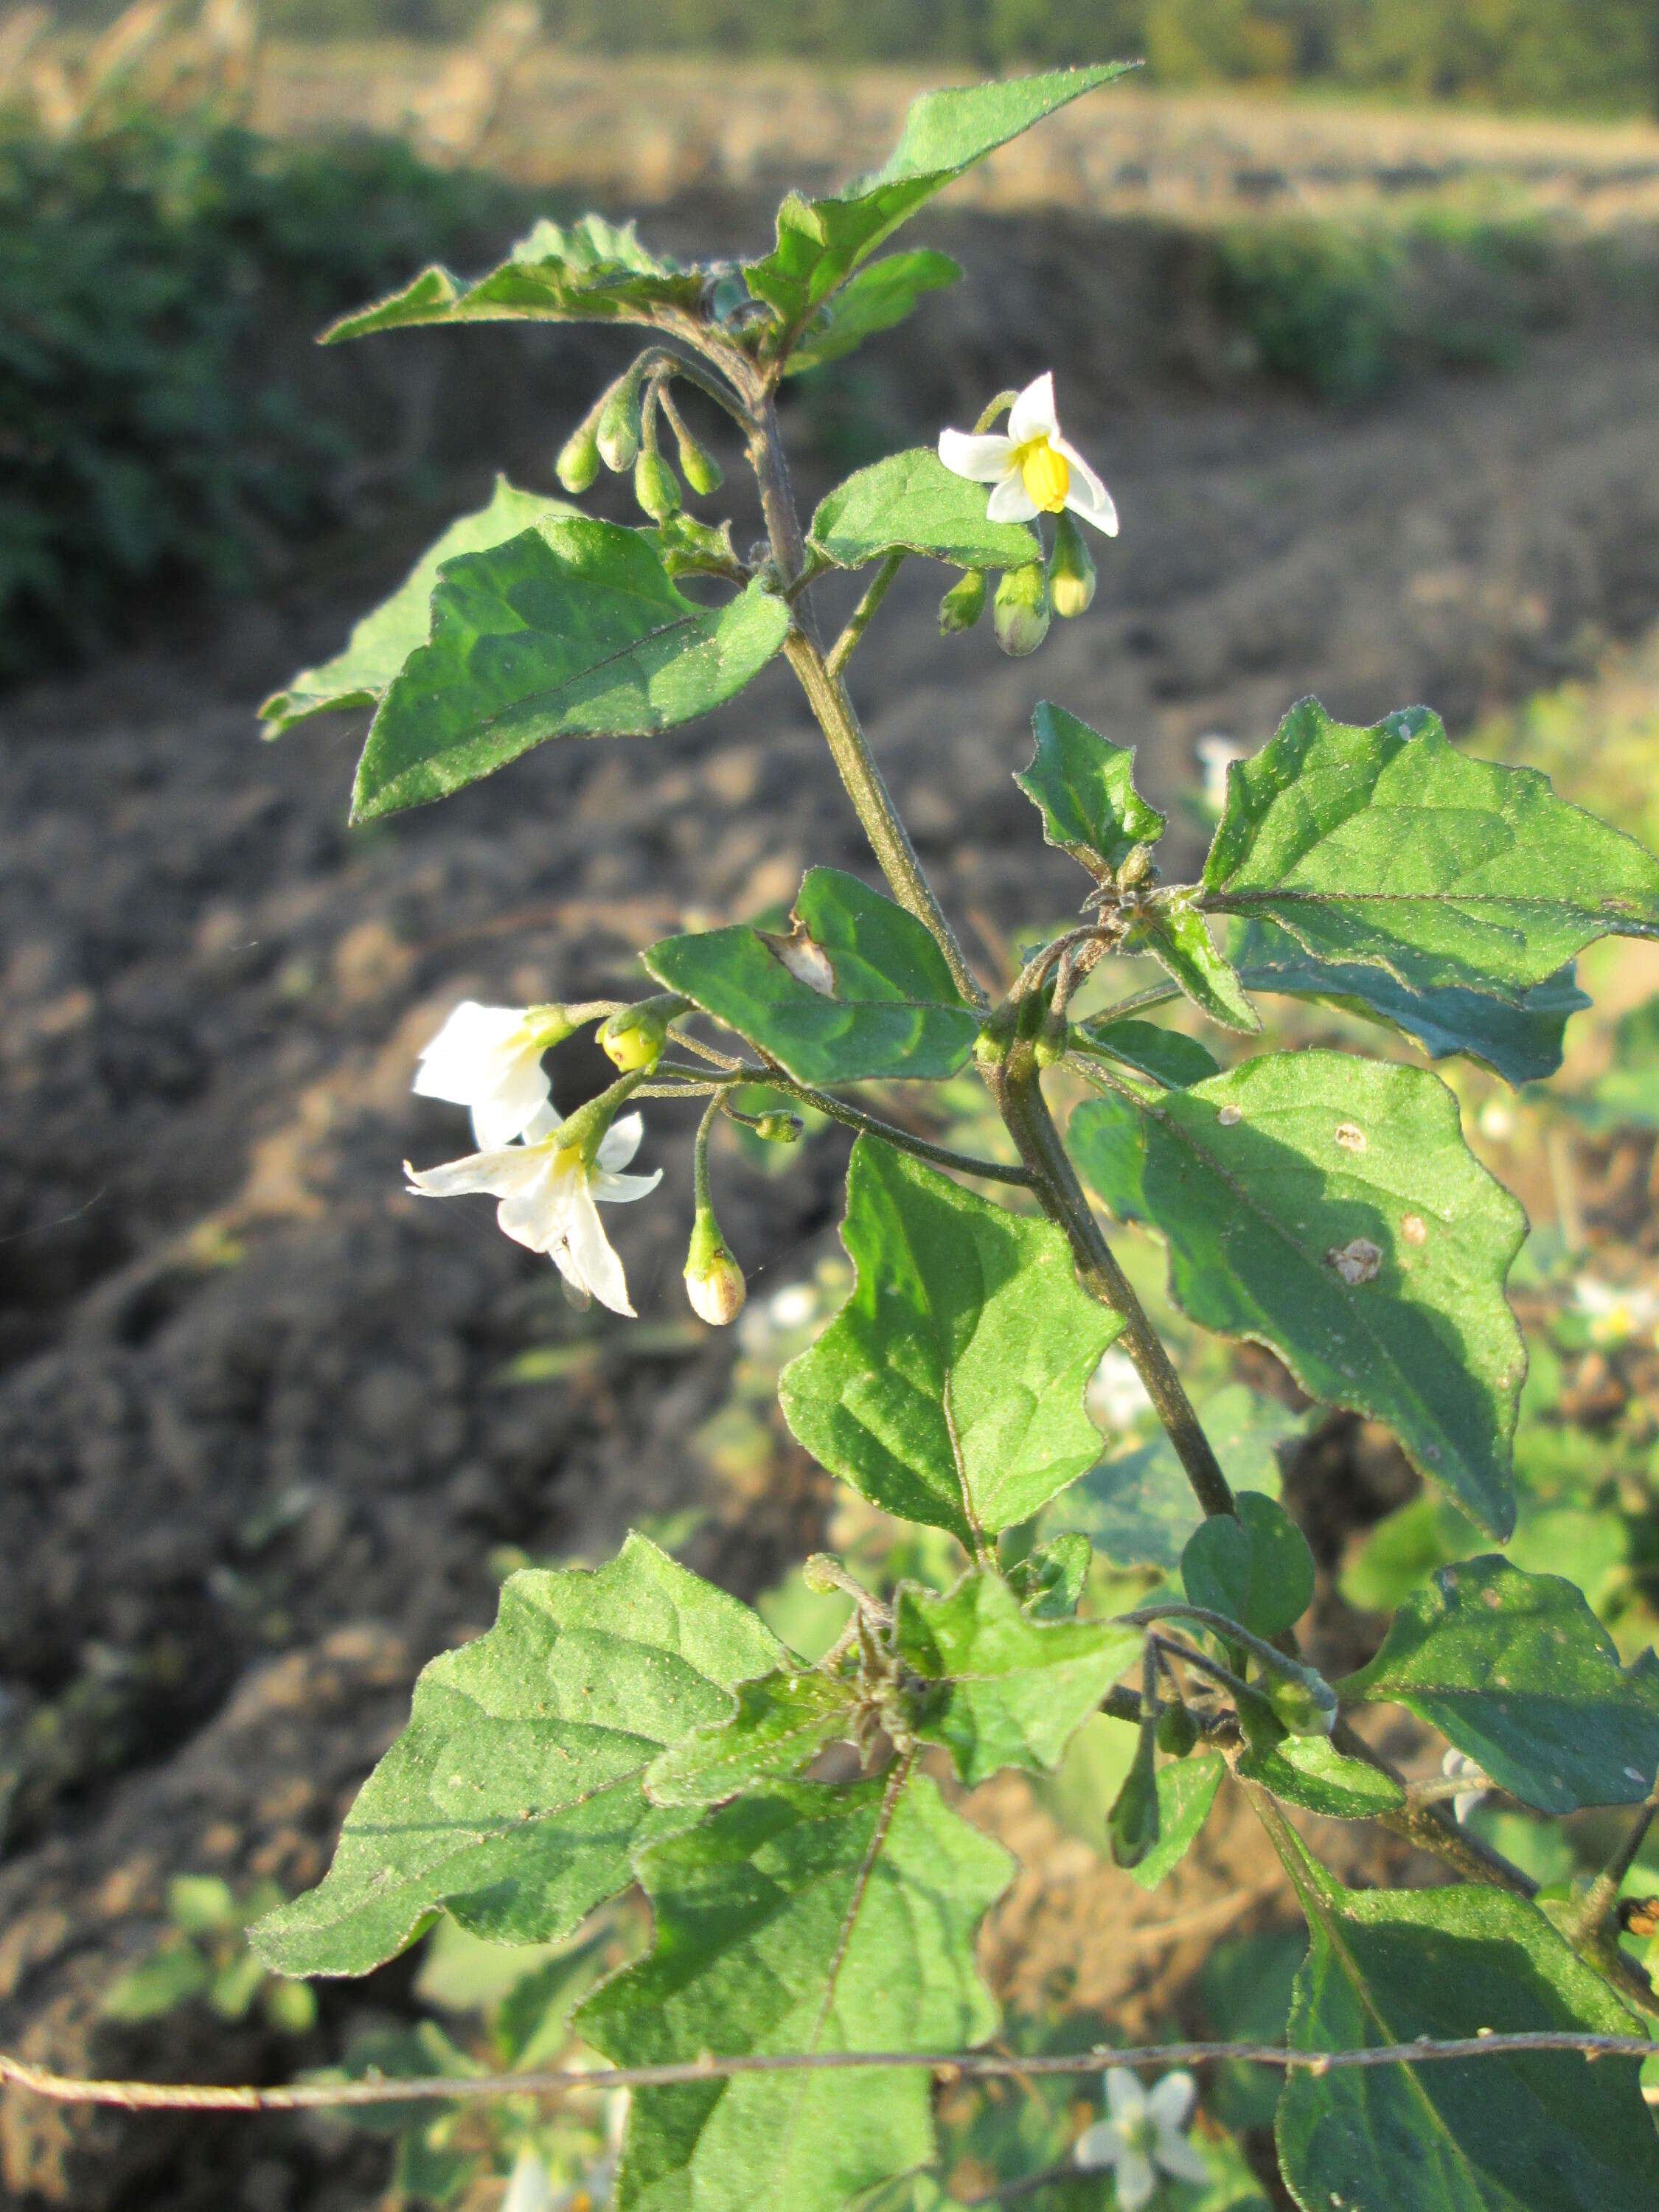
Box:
[1087,1347,1150,1435]
[939,372,1118,535]
[406,1107,660,1316]
[1442,1747,1489,1824]
[1572,1273,1659,1347]
[413,1000,571,1148]
[1073,2067,1209,2210]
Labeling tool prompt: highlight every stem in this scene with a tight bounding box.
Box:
[992,1055,1236,1519]
[827,551,905,678]
[759,1070,1032,1188]
[1571,1789,1659,1947]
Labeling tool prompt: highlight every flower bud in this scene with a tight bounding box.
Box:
[555,420,601,495]
[1155,1702,1200,1759]
[634,448,682,522]
[753,1110,804,1144]
[993,563,1051,658]
[1047,507,1096,618]
[938,568,987,636]
[595,378,643,473]
[599,995,687,1074]
[1259,1664,1339,1738]
[673,425,723,497]
[685,1208,745,1326]
[802,1552,841,1594]
[1107,1720,1161,1870]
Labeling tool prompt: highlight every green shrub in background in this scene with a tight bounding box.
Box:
[0,118,523,680]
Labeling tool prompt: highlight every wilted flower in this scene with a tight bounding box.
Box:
[938,371,1117,533]
[414,1000,574,1147]
[406,1107,659,1316]
[1073,2067,1209,2208]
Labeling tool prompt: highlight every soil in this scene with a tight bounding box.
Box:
[4,187,1659,2208]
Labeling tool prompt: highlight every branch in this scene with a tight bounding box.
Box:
[6,2031,1655,2115]
[827,552,905,678]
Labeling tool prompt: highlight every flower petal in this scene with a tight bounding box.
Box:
[591,1167,664,1206]
[414,1002,530,1102]
[1071,2121,1125,2172]
[986,473,1039,524]
[1105,2067,1147,2125]
[938,428,1015,483]
[1115,2148,1158,2212]
[1008,370,1060,447]
[404,1146,547,1201]
[521,1101,564,1145]
[597,1110,644,1172]
[564,1180,635,1316]
[1057,439,1119,536]
[470,1055,554,1148]
[495,1155,566,1251]
[1154,2131,1213,2187]
[1145,2070,1196,2134]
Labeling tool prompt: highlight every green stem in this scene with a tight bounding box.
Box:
[1571,1788,1659,1947]
[827,552,905,678]
[758,1070,1032,1188]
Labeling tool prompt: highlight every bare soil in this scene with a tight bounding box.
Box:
[4,188,1659,2208]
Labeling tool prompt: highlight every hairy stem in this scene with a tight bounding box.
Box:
[827,552,905,678]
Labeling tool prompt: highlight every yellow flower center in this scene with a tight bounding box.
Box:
[1016,437,1070,513]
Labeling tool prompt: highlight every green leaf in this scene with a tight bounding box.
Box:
[1340,1555,1659,1812]
[1127,1750,1226,1889]
[1275,1845,1659,2212]
[646,1669,858,1809]
[1139,898,1262,1033]
[577,1773,1011,2212]
[1006,1531,1091,1618]
[249,1534,782,1978]
[1182,1492,1315,1640]
[808,448,1040,573]
[892,1570,1142,1785]
[781,1139,1124,1549]
[102,1941,212,2023]
[349,520,790,821]
[745,66,1131,344]
[321,214,704,343]
[1069,1052,1528,1535]
[1228,917,1588,1087]
[1072,1017,1221,1091]
[1237,1733,1405,1818]
[260,479,579,734]
[644,867,979,1085]
[1200,698,1659,1001]
[785,250,961,375]
[1014,703,1166,881]
[1051,1382,1298,1572]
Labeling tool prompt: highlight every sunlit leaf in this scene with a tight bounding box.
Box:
[646,1669,859,1809]
[1182,1492,1315,1640]
[1237,1733,1405,1818]
[809,448,1040,573]
[1139,898,1261,1032]
[785,249,961,375]
[1014,703,1166,881]
[1072,1016,1221,1091]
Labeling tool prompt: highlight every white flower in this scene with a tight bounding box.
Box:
[502,2148,554,2212]
[1572,1273,1659,1347]
[1074,2068,1209,2210]
[414,1000,568,1148]
[938,372,1118,534]
[1442,1747,1489,1824]
[1087,1347,1150,1435]
[406,1108,660,1316]
[1194,734,1248,813]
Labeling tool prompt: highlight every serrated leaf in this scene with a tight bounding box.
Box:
[1072,1017,1221,1091]
[808,448,1040,573]
[1340,1554,1659,1812]
[1228,916,1588,1087]
[1200,697,1659,1002]
[1069,1053,1527,1535]
[321,214,704,343]
[1237,1733,1405,1818]
[1182,1492,1315,1640]
[1128,1751,1226,1890]
[781,1140,1124,1549]
[1274,1842,1659,2212]
[644,867,979,1085]
[249,1534,782,1978]
[785,249,961,375]
[349,521,790,821]
[893,1569,1142,1784]
[646,1669,858,1809]
[745,66,1131,346]
[1015,703,1166,880]
[260,479,580,734]
[577,1773,1011,2212]
[1139,898,1262,1032]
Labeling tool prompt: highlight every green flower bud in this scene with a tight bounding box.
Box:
[673,425,723,497]
[992,563,1051,658]
[1155,1703,1200,1759]
[599,994,688,1074]
[555,420,601,495]
[1107,1719,1161,1871]
[634,448,682,522]
[1047,507,1096,618]
[1259,1664,1340,1738]
[938,568,987,636]
[685,1208,745,1326]
[754,1110,804,1144]
[801,1553,841,1594]
[595,379,643,473]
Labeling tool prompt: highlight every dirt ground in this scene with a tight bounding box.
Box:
[4,189,1659,2208]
